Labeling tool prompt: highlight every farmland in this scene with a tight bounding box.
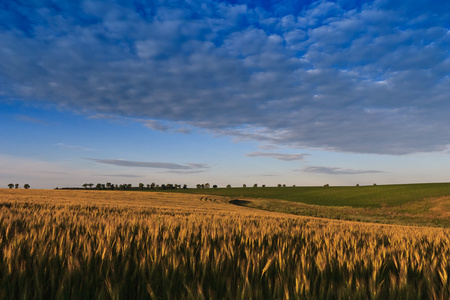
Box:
[171,183,450,207]
[1,188,450,299]
[172,183,450,227]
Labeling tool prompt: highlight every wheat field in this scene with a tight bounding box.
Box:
[1,189,449,299]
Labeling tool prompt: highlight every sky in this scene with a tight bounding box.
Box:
[1,0,450,189]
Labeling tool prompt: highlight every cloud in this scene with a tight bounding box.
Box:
[246,152,309,161]
[42,171,68,175]
[144,120,172,132]
[175,127,193,134]
[1,1,450,154]
[15,115,50,125]
[165,170,208,174]
[56,143,91,151]
[99,174,143,178]
[89,159,209,171]
[87,113,125,121]
[302,166,384,175]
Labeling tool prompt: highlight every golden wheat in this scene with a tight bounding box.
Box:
[0,189,449,299]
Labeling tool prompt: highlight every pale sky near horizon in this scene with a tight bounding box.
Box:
[1,0,450,189]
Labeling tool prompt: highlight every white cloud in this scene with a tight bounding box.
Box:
[1,1,450,155]
[88,158,209,171]
[246,152,309,161]
[15,115,50,125]
[302,166,384,175]
[144,120,171,132]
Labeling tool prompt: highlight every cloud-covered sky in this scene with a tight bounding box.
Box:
[1,0,450,188]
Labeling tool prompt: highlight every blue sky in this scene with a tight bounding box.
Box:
[1,0,450,189]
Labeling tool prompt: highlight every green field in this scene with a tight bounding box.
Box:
[174,183,450,207]
[171,183,450,227]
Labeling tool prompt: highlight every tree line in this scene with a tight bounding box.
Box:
[56,182,303,190]
[57,182,188,190]
[7,183,30,189]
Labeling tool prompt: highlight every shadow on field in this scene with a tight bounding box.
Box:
[228,199,252,206]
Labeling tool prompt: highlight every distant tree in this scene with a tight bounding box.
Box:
[243,184,246,188]
[106,182,112,189]
[253,184,258,188]
[262,185,266,187]
[213,185,217,188]
[127,184,132,189]
[23,184,30,189]
[324,184,329,187]
[226,184,231,188]
[278,184,282,187]
[183,184,187,189]
[96,183,102,189]
[82,183,88,189]
[373,183,377,186]
[88,183,94,189]
[356,184,359,187]
[8,183,14,189]
[196,184,201,189]
[150,183,156,189]
[205,183,210,189]
[122,184,128,190]
[282,184,286,187]
[15,184,19,189]
[139,183,144,190]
